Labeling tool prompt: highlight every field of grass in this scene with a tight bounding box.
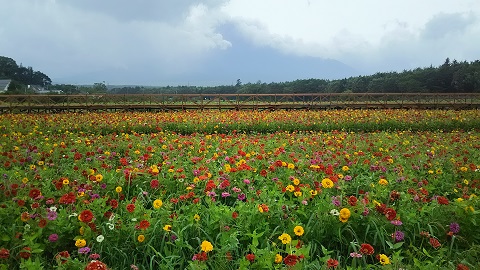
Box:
[0,110,479,269]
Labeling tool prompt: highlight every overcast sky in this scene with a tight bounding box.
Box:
[1,0,479,85]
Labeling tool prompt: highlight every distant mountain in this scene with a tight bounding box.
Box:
[175,24,360,85]
[53,24,360,86]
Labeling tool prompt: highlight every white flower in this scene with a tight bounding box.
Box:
[96,235,105,243]
[108,214,115,222]
[49,206,57,212]
[68,213,78,218]
[106,223,115,230]
[131,218,137,222]
[330,209,340,216]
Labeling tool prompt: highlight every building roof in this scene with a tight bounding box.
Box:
[0,79,11,92]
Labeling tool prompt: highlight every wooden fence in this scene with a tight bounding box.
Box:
[0,93,479,113]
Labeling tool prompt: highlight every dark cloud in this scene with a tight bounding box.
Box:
[61,0,228,23]
[421,12,476,40]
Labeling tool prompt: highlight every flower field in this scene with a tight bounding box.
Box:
[0,110,479,269]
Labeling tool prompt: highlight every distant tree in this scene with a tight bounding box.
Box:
[235,79,242,87]
[0,56,18,79]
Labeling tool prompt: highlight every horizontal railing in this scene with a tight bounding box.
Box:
[0,93,479,113]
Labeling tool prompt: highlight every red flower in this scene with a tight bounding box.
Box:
[79,210,94,223]
[55,251,70,264]
[109,199,118,209]
[384,208,397,221]
[38,219,47,228]
[375,203,386,214]
[283,254,298,266]
[245,253,255,262]
[232,212,238,219]
[28,188,41,199]
[59,192,76,204]
[348,196,358,206]
[327,258,339,268]
[126,204,135,213]
[84,260,109,270]
[193,252,208,261]
[359,243,375,255]
[139,220,150,230]
[437,196,449,205]
[18,247,31,259]
[429,237,441,249]
[150,179,159,189]
[0,248,9,259]
[457,263,470,270]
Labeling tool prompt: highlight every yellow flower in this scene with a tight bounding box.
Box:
[274,254,283,264]
[75,239,86,248]
[321,178,334,188]
[339,208,351,223]
[29,164,36,170]
[293,178,300,185]
[378,178,388,186]
[37,161,44,166]
[115,186,122,193]
[379,254,390,265]
[63,178,70,185]
[286,185,295,192]
[287,163,295,169]
[194,214,200,222]
[278,233,292,244]
[137,234,145,243]
[310,190,318,196]
[95,174,103,182]
[163,225,172,232]
[293,225,304,236]
[201,240,213,253]
[294,191,302,197]
[463,179,469,185]
[22,177,29,184]
[342,165,349,171]
[153,199,163,209]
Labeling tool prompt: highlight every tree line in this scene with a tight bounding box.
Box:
[108,58,480,95]
[2,55,479,94]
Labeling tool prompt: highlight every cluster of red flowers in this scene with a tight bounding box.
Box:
[84,260,109,270]
[375,203,397,221]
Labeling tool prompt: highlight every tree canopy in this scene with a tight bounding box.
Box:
[0,56,52,91]
[108,58,480,95]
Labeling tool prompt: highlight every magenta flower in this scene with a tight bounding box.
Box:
[48,234,58,242]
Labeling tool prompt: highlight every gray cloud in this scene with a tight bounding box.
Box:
[421,12,476,40]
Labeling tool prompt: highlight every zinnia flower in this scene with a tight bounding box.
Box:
[75,239,87,248]
[322,178,334,188]
[163,225,172,232]
[137,235,145,243]
[339,208,351,222]
[0,248,10,259]
[359,243,374,255]
[378,254,390,265]
[278,233,292,244]
[283,254,298,266]
[84,260,108,270]
[245,253,255,262]
[79,209,94,223]
[327,258,339,268]
[274,254,282,264]
[153,199,163,209]
[200,240,213,253]
[450,222,460,234]
[294,225,304,236]
[49,234,59,242]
